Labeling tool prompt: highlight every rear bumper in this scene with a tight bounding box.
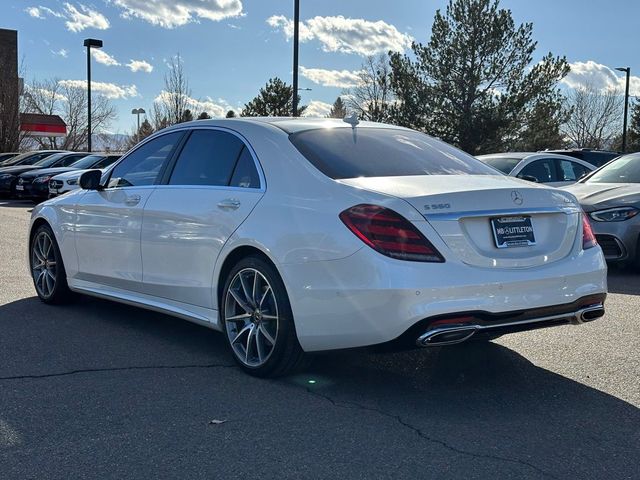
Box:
[280,246,607,352]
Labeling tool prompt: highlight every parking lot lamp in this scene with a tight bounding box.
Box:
[84,38,103,152]
[131,108,146,142]
[292,0,300,117]
[615,67,631,152]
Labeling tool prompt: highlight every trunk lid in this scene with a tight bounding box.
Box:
[339,175,582,268]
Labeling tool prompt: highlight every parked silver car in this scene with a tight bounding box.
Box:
[563,152,640,267]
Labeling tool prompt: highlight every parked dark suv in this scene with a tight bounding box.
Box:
[542,149,620,168]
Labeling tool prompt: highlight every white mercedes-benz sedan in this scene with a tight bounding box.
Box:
[28,118,607,376]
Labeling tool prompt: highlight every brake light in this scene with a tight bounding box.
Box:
[582,213,597,249]
[339,204,444,262]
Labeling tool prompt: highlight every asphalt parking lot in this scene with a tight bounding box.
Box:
[0,199,638,480]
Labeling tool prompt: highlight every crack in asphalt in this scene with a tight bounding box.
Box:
[304,387,559,480]
[0,363,236,381]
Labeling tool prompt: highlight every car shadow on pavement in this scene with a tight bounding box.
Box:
[0,199,35,209]
[0,294,638,478]
[607,266,640,294]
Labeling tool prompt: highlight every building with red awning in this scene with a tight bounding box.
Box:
[20,113,67,138]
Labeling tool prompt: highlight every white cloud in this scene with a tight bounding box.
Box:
[303,100,333,118]
[25,7,43,18]
[91,49,120,66]
[27,3,110,32]
[127,59,154,73]
[300,67,362,88]
[114,0,243,28]
[52,48,69,58]
[63,3,110,32]
[58,80,139,99]
[562,61,640,96]
[154,91,231,117]
[267,15,413,56]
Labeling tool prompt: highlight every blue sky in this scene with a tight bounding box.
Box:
[3,0,640,134]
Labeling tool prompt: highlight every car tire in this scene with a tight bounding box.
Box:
[30,224,72,304]
[221,255,307,377]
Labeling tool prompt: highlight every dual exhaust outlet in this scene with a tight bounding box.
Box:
[416,304,605,347]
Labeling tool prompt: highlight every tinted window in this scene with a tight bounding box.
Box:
[587,154,640,183]
[479,156,521,174]
[229,147,260,188]
[559,160,590,181]
[33,153,65,168]
[290,128,496,179]
[108,132,182,188]
[59,154,87,167]
[69,155,106,170]
[520,160,558,183]
[93,155,120,169]
[169,130,244,186]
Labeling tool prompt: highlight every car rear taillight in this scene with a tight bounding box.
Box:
[339,204,444,262]
[582,213,597,249]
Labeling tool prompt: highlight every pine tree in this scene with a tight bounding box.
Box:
[627,99,640,153]
[197,112,211,120]
[328,97,348,118]
[226,110,237,118]
[241,78,306,117]
[180,109,194,123]
[389,0,569,154]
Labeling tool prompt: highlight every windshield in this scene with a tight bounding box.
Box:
[478,156,521,174]
[34,153,66,167]
[585,153,640,184]
[289,128,496,179]
[69,155,105,169]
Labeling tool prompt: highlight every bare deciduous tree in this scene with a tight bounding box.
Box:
[563,82,622,149]
[24,78,116,150]
[345,54,394,122]
[152,54,192,129]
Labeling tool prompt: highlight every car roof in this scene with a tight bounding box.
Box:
[162,117,409,135]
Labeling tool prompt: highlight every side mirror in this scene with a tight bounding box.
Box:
[517,174,539,183]
[79,170,103,190]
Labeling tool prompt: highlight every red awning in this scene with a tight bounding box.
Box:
[20,113,67,137]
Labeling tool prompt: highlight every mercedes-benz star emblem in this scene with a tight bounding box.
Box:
[511,190,523,205]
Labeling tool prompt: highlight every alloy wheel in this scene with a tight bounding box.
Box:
[224,268,279,367]
[32,231,57,299]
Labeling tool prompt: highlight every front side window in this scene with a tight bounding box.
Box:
[108,132,183,188]
[289,128,496,179]
[169,130,248,186]
[520,160,558,183]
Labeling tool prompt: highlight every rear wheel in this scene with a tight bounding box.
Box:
[30,224,72,304]
[221,255,306,377]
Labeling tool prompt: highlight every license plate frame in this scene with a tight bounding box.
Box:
[491,216,536,248]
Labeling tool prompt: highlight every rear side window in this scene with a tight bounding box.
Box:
[289,128,496,179]
[169,130,245,186]
[559,160,590,181]
[229,147,260,188]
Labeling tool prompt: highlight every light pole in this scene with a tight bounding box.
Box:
[131,108,146,142]
[616,67,631,152]
[292,0,300,117]
[84,38,103,152]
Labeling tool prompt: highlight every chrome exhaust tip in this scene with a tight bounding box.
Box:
[576,304,605,323]
[416,326,478,347]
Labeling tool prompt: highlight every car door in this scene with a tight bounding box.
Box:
[141,128,265,308]
[74,131,184,292]
[517,159,559,185]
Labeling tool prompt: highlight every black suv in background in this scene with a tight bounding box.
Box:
[542,149,620,168]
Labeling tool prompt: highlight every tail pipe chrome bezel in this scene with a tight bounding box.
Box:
[416,303,605,347]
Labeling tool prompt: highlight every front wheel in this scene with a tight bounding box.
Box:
[30,224,72,304]
[221,256,306,377]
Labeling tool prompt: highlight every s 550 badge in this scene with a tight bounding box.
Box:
[424,203,451,210]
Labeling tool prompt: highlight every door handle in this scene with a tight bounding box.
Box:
[217,199,241,210]
[125,194,141,206]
